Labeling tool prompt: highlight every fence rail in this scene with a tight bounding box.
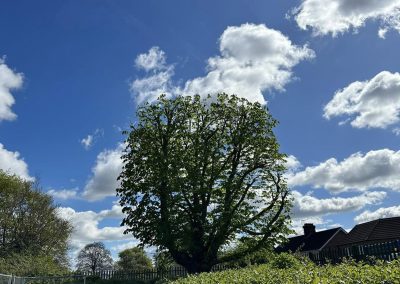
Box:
[80,264,229,281]
[0,274,86,284]
[0,264,230,283]
[310,239,400,264]
[0,273,13,284]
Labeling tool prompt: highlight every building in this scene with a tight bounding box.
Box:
[327,217,400,262]
[277,217,400,263]
[276,223,347,263]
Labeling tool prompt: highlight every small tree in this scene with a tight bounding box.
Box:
[154,249,178,271]
[115,247,153,271]
[0,170,72,270]
[117,94,292,273]
[76,242,113,273]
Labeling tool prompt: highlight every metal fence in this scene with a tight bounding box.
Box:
[0,273,13,284]
[80,264,229,281]
[310,239,400,264]
[1,264,230,283]
[0,274,86,284]
[81,267,185,281]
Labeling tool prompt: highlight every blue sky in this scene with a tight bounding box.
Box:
[1,0,400,260]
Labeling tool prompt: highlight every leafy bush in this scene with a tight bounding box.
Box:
[223,247,274,268]
[170,257,400,284]
[269,252,304,269]
[0,253,69,276]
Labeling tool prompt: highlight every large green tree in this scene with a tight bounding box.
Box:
[0,171,72,269]
[115,247,153,271]
[117,94,292,273]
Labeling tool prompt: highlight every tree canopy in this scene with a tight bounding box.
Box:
[115,247,153,271]
[76,242,113,273]
[0,170,72,269]
[117,94,292,273]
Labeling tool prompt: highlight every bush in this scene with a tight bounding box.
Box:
[224,247,274,268]
[269,252,304,269]
[170,256,400,284]
[0,253,69,276]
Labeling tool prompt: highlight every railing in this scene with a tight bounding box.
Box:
[310,239,400,264]
[80,264,229,281]
[0,274,86,284]
[81,267,185,281]
[1,264,230,283]
[0,273,13,284]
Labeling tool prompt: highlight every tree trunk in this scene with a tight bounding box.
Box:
[185,259,213,274]
[171,250,215,274]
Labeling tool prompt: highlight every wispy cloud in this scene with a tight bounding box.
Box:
[80,129,104,150]
[48,188,79,200]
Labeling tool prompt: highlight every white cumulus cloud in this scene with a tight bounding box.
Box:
[83,144,124,201]
[131,23,314,104]
[292,190,386,218]
[292,0,400,37]
[0,58,23,122]
[355,205,400,224]
[182,23,315,103]
[57,205,130,253]
[288,149,400,193]
[285,155,302,173]
[324,71,400,129]
[0,143,33,181]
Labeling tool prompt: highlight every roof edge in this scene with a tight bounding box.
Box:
[319,227,347,251]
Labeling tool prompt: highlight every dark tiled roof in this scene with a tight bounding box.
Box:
[337,217,400,246]
[324,230,348,248]
[277,228,343,252]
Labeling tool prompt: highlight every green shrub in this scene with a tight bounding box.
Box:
[269,252,304,269]
[170,256,400,284]
[226,247,274,268]
[0,253,69,276]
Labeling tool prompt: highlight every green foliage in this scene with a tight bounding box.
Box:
[219,241,275,268]
[115,247,153,271]
[0,170,72,275]
[170,257,400,284]
[154,250,178,271]
[269,252,303,269]
[117,94,292,273]
[0,253,69,276]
